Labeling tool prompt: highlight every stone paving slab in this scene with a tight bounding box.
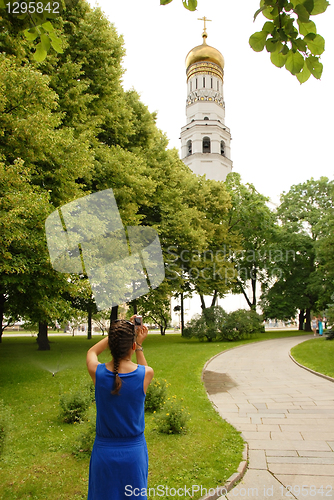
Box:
[204,336,334,500]
[267,456,334,464]
[274,476,334,500]
[220,469,295,500]
[246,439,332,451]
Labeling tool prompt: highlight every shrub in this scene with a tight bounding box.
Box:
[73,420,96,457]
[156,399,189,434]
[59,385,91,424]
[183,306,227,342]
[217,309,264,341]
[183,307,263,342]
[145,379,168,412]
[0,400,10,457]
[326,329,334,340]
[73,405,97,457]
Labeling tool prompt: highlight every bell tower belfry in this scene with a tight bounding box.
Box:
[180,18,233,182]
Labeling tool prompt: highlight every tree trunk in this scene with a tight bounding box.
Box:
[210,290,218,308]
[87,308,92,340]
[0,292,5,343]
[132,299,138,315]
[298,309,305,330]
[305,308,312,332]
[199,294,206,310]
[37,321,50,350]
[251,268,257,310]
[109,306,118,323]
[236,279,252,309]
[180,292,184,336]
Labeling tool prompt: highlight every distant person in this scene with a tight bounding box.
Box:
[323,316,327,329]
[311,316,318,337]
[86,317,154,500]
[318,316,323,336]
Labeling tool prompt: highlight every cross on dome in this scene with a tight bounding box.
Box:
[197,16,212,38]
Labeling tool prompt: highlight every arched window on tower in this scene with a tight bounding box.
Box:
[203,137,211,154]
[221,140,225,156]
[187,140,192,156]
[203,77,205,88]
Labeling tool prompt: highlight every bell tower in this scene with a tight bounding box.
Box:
[180,18,233,182]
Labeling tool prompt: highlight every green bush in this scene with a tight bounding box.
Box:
[73,420,96,457]
[59,385,92,424]
[145,378,168,412]
[0,400,10,457]
[183,306,263,342]
[217,309,264,341]
[155,399,189,434]
[183,306,227,342]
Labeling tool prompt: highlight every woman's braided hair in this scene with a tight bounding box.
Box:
[108,320,135,395]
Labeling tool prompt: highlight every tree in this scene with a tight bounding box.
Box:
[137,281,172,335]
[0,47,93,347]
[260,229,316,329]
[262,177,334,330]
[0,160,50,341]
[224,173,277,310]
[172,177,239,312]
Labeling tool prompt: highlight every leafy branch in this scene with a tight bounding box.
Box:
[0,0,72,61]
[161,0,329,83]
[249,0,329,82]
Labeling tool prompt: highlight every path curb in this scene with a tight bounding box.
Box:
[289,351,334,383]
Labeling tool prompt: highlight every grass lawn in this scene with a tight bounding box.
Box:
[290,336,334,379]
[0,330,309,500]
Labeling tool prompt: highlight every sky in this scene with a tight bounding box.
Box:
[87,0,334,317]
[89,0,334,206]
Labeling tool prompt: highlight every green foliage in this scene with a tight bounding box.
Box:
[59,384,93,424]
[72,405,97,457]
[160,0,197,10]
[0,0,73,61]
[326,329,334,340]
[225,172,277,310]
[183,306,228,342]
[262,177,334,329]
[217,309,264,341]
[145,378,168,412]
[73,419,96,457]
[0,399,10,456]
[155,399,189,434]
[249,0,329,82]
[159,0,328,81]
[184,306,263,342]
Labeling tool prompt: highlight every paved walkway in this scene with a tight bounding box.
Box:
[204,336,334,500]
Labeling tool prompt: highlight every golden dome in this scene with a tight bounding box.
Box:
[185,34,224,71]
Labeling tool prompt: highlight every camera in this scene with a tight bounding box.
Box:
[134,316,143,327]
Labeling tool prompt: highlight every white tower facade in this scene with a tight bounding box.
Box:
[180,23,233,182]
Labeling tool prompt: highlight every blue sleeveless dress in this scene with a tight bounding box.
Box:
[87,363,148,500]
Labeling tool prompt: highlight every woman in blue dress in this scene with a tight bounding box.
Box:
[86,317,154,500]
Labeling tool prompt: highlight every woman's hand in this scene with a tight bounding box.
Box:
[129,315,148,346]
[136,324,148,346]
